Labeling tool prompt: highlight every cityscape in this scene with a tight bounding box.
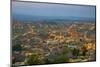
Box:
[12,1,96,66]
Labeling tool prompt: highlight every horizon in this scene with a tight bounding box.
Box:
[12,1,96,22]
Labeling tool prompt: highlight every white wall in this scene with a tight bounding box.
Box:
[0,0,99,67]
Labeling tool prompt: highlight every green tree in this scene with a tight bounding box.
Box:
[46,47,69,63]
[26,53,45,65]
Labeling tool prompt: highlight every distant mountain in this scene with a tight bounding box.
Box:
[12,14,96,22]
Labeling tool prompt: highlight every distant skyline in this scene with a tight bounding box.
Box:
[12,1,96,21]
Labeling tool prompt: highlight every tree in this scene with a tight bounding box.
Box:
[26,53,45,65]
[12,44,22,51]
[46,47,69,63]
[72,48,80,58]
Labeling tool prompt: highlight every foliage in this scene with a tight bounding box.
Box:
[26,53,45,65]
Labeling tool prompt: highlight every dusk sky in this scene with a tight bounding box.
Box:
[12,1,96,21]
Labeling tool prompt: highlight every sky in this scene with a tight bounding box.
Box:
[12,1,96,21]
